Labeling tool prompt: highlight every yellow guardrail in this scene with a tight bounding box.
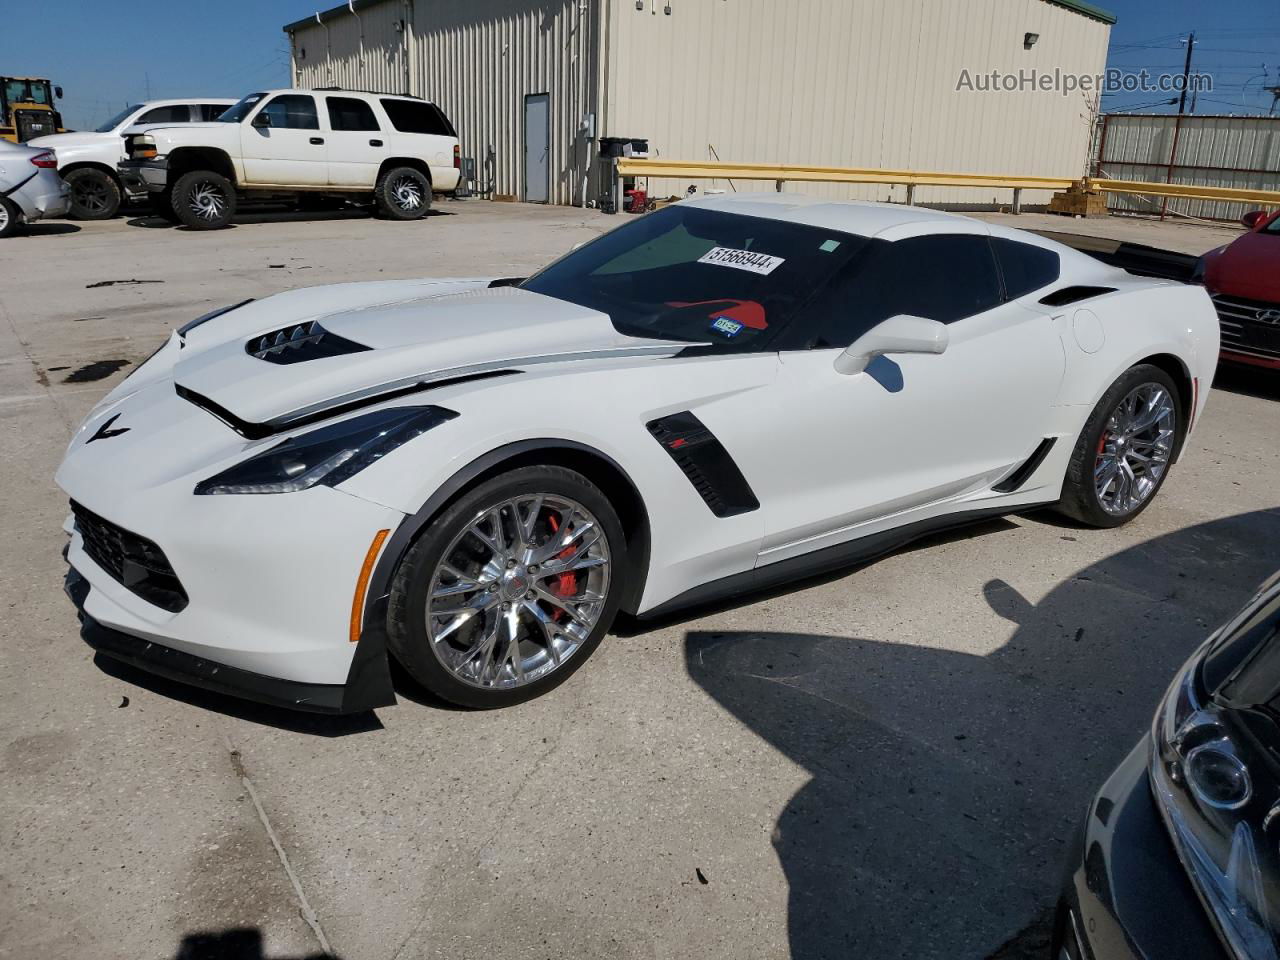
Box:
[614,158,1280,208]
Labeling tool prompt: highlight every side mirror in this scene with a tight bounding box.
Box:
[834,314,949,375]
[1242,210,1267,231]
[251,112,272,128]
[55,86,64,99]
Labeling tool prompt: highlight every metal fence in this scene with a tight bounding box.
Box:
[1093,113,1280,221]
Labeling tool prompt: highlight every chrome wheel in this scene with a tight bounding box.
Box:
[391,175,424,210]
[426,494,611,689]
[1094,382,1176,516]
[187,180,228,221]
[0,202,9,233]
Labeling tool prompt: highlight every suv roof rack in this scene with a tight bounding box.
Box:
[312,86,424,100]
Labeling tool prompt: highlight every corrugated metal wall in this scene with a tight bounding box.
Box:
[605,0,1111,206]
[290,0,599,206]
[288,0,1110,208]
[291,3,410,94]
[1095,114,1280,220]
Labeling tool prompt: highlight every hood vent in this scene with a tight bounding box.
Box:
[247,321,371,364]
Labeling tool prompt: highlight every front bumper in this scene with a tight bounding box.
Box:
[66,566,391,713]
[118,157,169,194]
[1056,737,1227,960]
[1213,293,1280,370]
[59,476,406,714]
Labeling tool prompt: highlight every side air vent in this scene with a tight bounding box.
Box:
[1039,285,1117,307]
[993,437,1057,493]
[247,321,371,364]
[647,412,760,518]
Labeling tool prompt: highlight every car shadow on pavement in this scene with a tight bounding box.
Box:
[684,508,1280,960]
[16,222,81,237]
[125,207,454,231]
[173,928,340,960]
[1213,362,1280,403]
[92,655,383,737]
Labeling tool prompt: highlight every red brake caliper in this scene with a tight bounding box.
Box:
[545,513,578,621]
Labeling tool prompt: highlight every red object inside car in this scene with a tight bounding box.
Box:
[664,298,768,330]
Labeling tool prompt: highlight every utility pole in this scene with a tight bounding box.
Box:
[1177,32,1195,115]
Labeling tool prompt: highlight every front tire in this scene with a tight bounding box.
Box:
[387,466,625,708]
[65,167,121,220]
[1056,364,1181,528]
[374,166,431,220]
[171,170,236,229]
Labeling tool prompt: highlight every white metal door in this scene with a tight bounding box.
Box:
[241,94,327,186]
[523,94,550,203]
[748,302,1065,566]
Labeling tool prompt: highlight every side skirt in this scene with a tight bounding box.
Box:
[639,502,1051,621]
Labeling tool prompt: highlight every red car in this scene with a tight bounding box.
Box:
[1197,209,1280,370]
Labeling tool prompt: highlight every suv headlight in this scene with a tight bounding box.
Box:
[195,405,456,495]
[1150,652,1280,960]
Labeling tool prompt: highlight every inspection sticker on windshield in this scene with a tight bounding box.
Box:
[697,246,785,275]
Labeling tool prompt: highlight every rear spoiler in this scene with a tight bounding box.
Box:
[1029,230,1198,283]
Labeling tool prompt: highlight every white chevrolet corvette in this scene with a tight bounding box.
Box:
[57,194,1219,711]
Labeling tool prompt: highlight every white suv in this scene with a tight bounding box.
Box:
[27,98,235,220]
[119,88,461,230]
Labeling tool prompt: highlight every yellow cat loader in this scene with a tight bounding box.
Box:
[1,76,65,143]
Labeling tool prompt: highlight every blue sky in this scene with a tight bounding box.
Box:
[2,0,1277,130]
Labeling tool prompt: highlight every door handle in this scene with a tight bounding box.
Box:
[310,137,325,145]
[369,139,383,147]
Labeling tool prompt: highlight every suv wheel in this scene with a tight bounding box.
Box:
[375,166,431,221]
[172,170,237,230]
[65,168,121,220]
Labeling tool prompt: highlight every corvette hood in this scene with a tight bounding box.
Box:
[27,131,110,150]
[170,279,687,426]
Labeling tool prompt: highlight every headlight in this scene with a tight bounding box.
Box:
[195,405,455,495]
[1150,654,1280,960]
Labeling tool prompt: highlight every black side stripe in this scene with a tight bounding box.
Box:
[992,437,1057,493]
[176,368,517,439]
[647,412,760,518]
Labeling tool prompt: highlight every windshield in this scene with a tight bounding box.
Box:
[2,79,53,106]
[95,105,140,133]
[522,205,867,347]
[1262,213,1280,236]
[217,93,265,123]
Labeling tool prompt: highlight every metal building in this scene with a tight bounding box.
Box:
[285,0,1114,207]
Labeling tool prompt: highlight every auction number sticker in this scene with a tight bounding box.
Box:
[697,246,785,275]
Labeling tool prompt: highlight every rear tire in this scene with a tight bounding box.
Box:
[0,195,20,238]
[374,166,431,221]
[1055,364,1182,528]
[171,170,236,230]
[387,465,625,708]
[65,167,121,220]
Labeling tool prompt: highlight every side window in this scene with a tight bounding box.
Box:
[136,104,192,124]
[807,235,1002,348]
[258,94,319,130]
[326,97,380,132]
[993,238,1060,299]
[198,103,229,121]
[379,98,455,136]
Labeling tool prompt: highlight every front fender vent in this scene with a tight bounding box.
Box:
[647,412,760,518]
[247,321,371,364]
